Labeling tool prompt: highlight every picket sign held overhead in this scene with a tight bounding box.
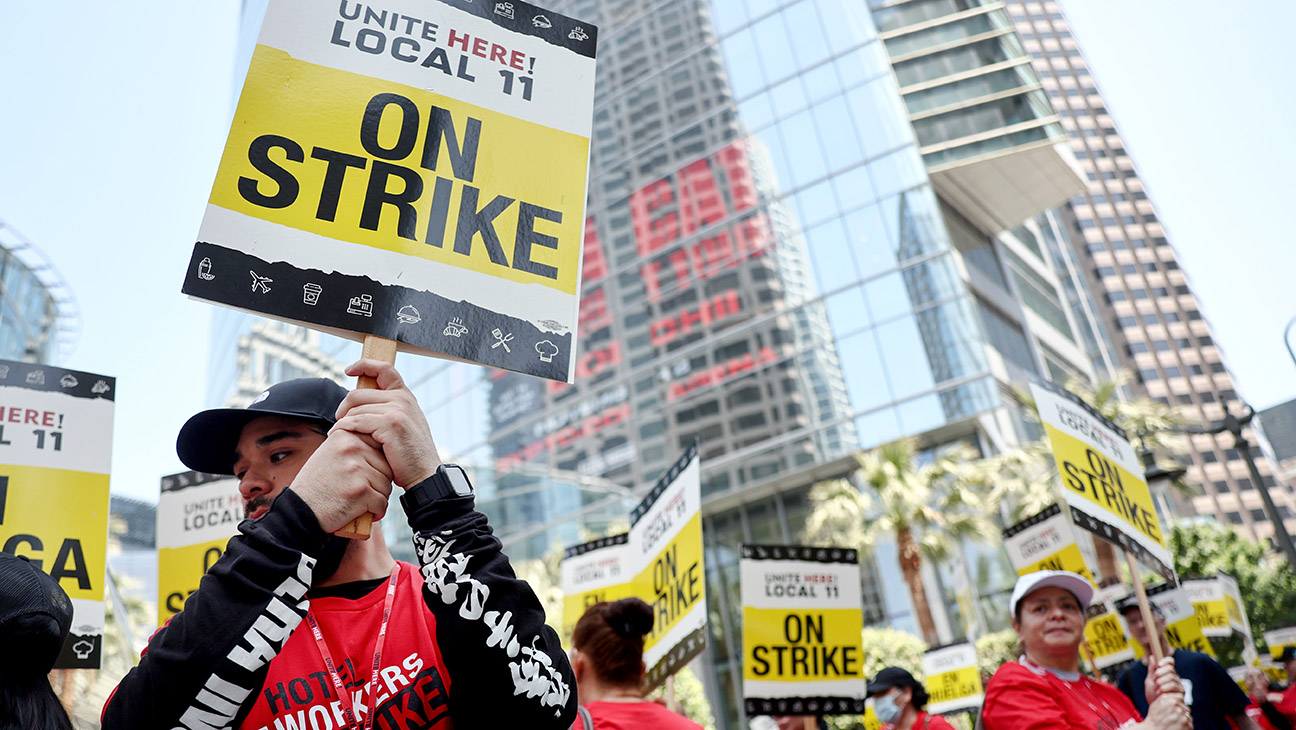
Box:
[184,0,599,383]
[560,445,706,692]
[1002,503,1097,585]
[922,643,983,715]
[741,544,866,718]
[156,471,243,627]
[0,359,115,668]
[1264,627,1296,660]
[1182,573,1252,642]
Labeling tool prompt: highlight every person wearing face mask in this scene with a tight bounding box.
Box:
[981,570,1192,730]
[101,360,577,730]
[866,666,955,730]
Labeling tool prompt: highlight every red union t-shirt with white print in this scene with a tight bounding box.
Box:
[982,659,1142,730]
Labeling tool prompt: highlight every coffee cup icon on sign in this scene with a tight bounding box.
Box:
[303,283,322,306]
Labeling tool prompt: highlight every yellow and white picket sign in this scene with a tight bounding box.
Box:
[922,643,983,715]
[559,533,631,644]
[0,359,115,668]
[1182,573,1250,641]
[1002,503,1097,585]
[156,471,244,627]
[1030,381,1174,581]
[630,445,706,691]
[561,446,706,691]
[741,545,866,717]
[183,0,598,382]
[1128,584,1214,658]
[1264,627,1296,660]
[1083,586,1136,670]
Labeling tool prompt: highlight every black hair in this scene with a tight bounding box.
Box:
[572,598,655,687]
[0,614,74,730]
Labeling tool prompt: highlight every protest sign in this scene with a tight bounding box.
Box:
[1182,574,1249,641]
[1002,503,1097,585]
[0,359,114,668]
[183,0,598,383]
[1083,586,1136,670]
[741,545,866,717]
[630,445,706,691]
[559,532,631,643]
[1131,583,1214,658]
[1264,627,1296,660]
[156,471,243,627]
[1030,380,1172,583]
[922,643,983,715]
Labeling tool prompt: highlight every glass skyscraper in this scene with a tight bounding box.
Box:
[215,1,1151,726]
[1007,0,1296,543]
[0,217,78,364]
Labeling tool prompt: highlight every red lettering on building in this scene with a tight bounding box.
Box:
[549,341,622,394]
[582,216,607,286]
[579,286,611,335]
[649,289,742,347]
[495,402,631,472]
[666,346,780,401]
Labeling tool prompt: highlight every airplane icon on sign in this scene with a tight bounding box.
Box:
[250,271,273,294]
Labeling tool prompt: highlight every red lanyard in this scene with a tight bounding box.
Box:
[306,563,400,730]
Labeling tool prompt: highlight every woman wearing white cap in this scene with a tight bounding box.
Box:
[981,570,1192,730]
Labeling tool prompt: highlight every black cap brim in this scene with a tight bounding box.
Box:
[176,407,326,475]
[866,680,896,697]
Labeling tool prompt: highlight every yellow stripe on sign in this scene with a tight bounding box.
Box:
[157,538,229,627]
[633,511,706,654]
[0,464,109,601]
[926,666,983,705]
[1084,613,1131,659]
[210,46,589,295]
[1194,599,1229,633]
[742,607,864,682]
[1044,424,1165,549]
[1017,543,1096,586]
[1130,617,1216,659]
[560,580,634,646]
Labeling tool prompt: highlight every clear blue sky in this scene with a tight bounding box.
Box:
[1,1,1293,502]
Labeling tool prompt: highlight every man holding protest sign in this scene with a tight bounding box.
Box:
[102,359,576,729]
[1114,597,1258,730]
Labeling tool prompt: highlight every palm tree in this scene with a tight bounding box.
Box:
[804,437,998,644]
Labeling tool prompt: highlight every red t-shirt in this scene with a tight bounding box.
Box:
[571,700,705,730]
[884,711,957,730]
[982,660,1142,730]
[1244,684,1296,730]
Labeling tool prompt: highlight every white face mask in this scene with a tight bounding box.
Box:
[874,692,906,724]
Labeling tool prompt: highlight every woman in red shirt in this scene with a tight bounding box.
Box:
[981,570,1192,730]
[867,666,956,730]
[568,598,705,730]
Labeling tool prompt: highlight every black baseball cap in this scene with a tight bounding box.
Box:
[867,666,920,697]
[0,553,73,676]
[1280,646,1296,663]
[176,378,349,475]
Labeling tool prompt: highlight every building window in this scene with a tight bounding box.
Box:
[1226,511,1242,524]
[1214,481,1231,493]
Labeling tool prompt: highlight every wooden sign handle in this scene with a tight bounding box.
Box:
[335,335,398,540]
[1124,549,1165,663]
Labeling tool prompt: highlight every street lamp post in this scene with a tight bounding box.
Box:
[1179,406,1296,569]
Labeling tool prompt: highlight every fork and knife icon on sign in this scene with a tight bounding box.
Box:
[491,328,514,353]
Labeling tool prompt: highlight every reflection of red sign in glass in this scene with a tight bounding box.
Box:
[550,341,622,394]
[495,402,631,471]
[630,139,759,259]
[667,346,779,401]
[642,212,772,302]
[582,216,607,286]
[579,286,611,335]
[649,289,741,347]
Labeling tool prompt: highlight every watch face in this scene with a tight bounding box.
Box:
[443,464,473,497]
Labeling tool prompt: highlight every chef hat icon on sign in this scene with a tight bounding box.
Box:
[535,340,559,363]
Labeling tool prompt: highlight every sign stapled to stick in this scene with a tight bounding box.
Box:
[1082,585,1136,670]
[740,544,866,717]
[1264,627,1296,661]
[922,643,983,715]
[1029,380,1174,581]
[183,0,598,382]
[1132,583,1215,658]
[156,471,243,627]
[1002,503,1097,585]
[559,444,706,691]
[630,444,706,691]
[0,358,115,668]
[559,532,631,644]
